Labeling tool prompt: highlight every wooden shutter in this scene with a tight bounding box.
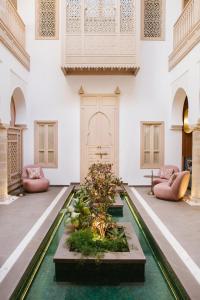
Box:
[141,122,164,168]
[35,121,58,167]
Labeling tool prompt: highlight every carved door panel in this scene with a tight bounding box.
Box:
[80,95,119,181]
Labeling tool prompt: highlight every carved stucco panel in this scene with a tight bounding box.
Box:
[141,0,165,40]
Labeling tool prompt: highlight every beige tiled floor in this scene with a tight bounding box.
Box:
[135,187,200,268]
[0,187,62,266]
[126,186,200,299]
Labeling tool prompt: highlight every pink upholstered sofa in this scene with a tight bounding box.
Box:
[22,164,49,193]
[153,171,190,201]
[153,165,180,187]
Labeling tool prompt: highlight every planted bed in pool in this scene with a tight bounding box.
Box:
[54,222,146,283]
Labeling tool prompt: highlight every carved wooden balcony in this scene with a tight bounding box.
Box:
[169,0,200,70]
[0,0,30,70]
[62,0,139,75]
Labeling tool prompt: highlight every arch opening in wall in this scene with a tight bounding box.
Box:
[171,88,193,178]
[182,97,192,188]
[10,97,16,127]
[10,87,27,126]
[7,87,26,193]
[171,87,190,129]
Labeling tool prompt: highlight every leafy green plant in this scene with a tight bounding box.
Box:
[65,187,92,230]
[67,227,128,257]
[85,163,122,214]
[66,163,126,257]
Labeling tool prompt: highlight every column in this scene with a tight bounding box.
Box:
[0,124,8,201]
[191,119,200,201]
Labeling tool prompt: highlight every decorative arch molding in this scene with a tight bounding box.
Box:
[87,111,112,145]
[6,87,26,193]
[170,87,192,130]
[0,86,27,198]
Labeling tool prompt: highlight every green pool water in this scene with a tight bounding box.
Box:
[24,198,176,300]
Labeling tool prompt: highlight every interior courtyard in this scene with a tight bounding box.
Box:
[0,0,200,299]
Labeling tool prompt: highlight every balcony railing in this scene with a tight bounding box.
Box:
[0,0,30,70]
[169,0,200,70]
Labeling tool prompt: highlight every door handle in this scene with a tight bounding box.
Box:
[95,152,108,159]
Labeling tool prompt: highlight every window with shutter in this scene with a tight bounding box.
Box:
[34,121,58,168]
[140,121,164,168]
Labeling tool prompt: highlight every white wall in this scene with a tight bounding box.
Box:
[0,44,28,124]
[170,43,200,126]
[7,0,189,185]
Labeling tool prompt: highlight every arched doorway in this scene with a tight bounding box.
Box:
[80,90,119,181]
[171,88,188,128]
[7,87,26,192]
[171,87,192,187]
[10,97,16,126]
[10,87,27,125]
[182,97,192,188]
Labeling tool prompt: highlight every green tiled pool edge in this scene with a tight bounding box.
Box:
[125,195,189,300]
[12,192,74,300]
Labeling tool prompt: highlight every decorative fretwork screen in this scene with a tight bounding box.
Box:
[141,0,165,40]
[36,0,59,39]
[63,0,138,74]
[84,0,116,33]
[7,127,22,192]
[140,122,164,169]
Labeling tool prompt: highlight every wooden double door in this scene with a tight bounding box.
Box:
[80,94,119,181]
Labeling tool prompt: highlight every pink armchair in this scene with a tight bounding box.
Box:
[153,171,190,201]
[153,165,180,187]
[22,164,49,193]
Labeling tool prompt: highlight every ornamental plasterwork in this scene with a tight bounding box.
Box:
[85,0,116,33]
[65,0,135,34]
[66,0,81,33]
[36,0,59,39]
[63,0,138,74]
[120,0,134,33]
[141,0,165,40]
